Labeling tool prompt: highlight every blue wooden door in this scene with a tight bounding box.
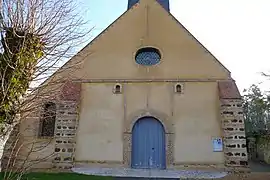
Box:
[131,117,166,169]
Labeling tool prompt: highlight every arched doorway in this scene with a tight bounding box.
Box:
[131,117,166,169]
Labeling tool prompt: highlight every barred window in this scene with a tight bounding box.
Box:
[40,102,56,137]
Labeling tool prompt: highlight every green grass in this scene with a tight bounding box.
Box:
[0,173,113,180]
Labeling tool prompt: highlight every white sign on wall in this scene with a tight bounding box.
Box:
[212,137,223,152]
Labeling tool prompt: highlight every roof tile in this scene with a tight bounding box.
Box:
[218,80,241,99]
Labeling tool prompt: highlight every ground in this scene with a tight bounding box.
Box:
[1,172,270,180]
[220,173,270,180]
[220,161,270,180]
[1,161,270,180]
[0,173,111,180]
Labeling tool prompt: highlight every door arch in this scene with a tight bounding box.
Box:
[131,116,166,169]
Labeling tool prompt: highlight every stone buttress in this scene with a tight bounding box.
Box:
[53,81,81,169]
[218,80,249,171]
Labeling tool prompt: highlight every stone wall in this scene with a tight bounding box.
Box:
[53,81,81,169]
[218,80,249,171]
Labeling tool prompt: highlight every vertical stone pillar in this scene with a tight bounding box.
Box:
[53,81,81,169]
[218,80,249,171]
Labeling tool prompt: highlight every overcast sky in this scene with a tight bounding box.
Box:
[79,0,270,93]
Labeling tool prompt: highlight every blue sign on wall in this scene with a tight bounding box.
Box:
[212,137,223,152]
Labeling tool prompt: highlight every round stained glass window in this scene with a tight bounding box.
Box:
[135,47,161,66]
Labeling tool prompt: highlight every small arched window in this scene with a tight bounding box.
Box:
[114,84,122,94]
[175,83,183,94]
[176,84,182,93]
[40,102,56,137]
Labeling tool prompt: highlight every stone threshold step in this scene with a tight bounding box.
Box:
[72,167,228,179]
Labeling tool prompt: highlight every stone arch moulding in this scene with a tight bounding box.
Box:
[124,109,174,134]
[123,109,175,168]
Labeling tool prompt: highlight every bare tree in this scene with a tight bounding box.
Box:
[1,122,55,180]
[0,0,92,178]
[0,0,91,126]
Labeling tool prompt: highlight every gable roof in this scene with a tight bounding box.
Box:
[76,0,230,73]
[42,0,231,86]
[218,80,241,99]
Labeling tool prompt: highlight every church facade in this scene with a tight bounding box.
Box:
[5,0,248,171]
